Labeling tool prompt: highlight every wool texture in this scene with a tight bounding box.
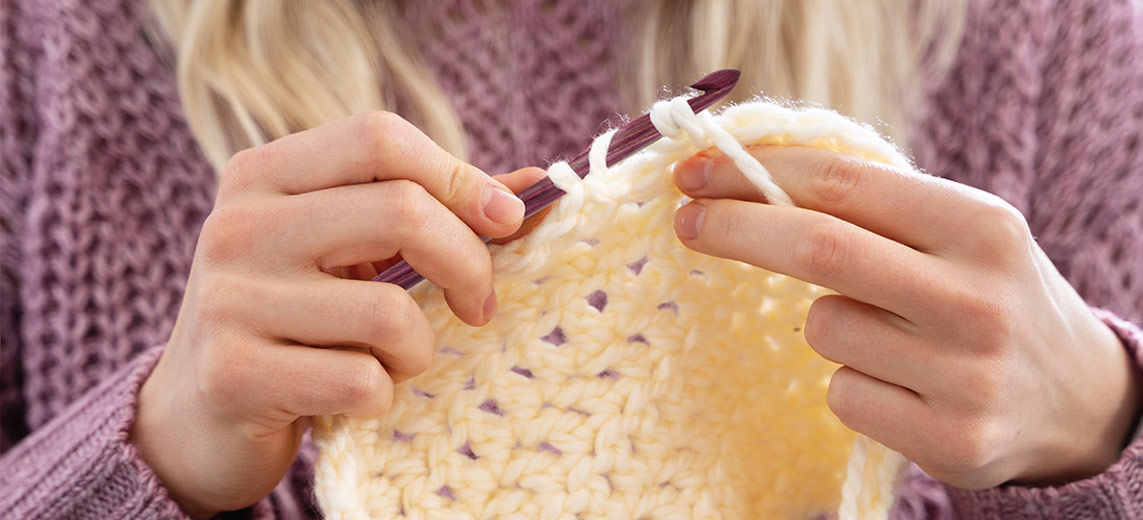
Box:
[5,0,1143,519]
[313,97,920,520]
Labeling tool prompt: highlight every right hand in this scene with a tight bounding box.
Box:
[130,112,543,518]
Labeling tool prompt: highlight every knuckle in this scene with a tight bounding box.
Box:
[959,292,1005,325]
[983,199,1030,240]
[196,342,247,406]
[368,288,435,377]
[219,147,265,194]
[809,155,864,204]
[360,110,408,142]
[370,370,396,415]
[340,360,387,407]
[959,359,1010,409]
[968,198,1032,261]
[797,220,849,280]
[458,246,493,291]
[402,331,436,377]
[359,111,413,165]
[197,205,258,265]
[945,289,1014,346]
[189,275,257,353]
[825,368,858,423]
[366,286,419,341]
[222,148,253,175]
[934,417,998,474]
[439,158,481,209]
[803,297,839,353]
[388,180,434,231]
[193,273,237,324]
[710,203,749,244]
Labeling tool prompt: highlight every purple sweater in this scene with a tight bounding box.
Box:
[2,0,1142,518]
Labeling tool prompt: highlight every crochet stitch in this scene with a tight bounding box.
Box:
[313,97,920,520]
[4,1,1143,518]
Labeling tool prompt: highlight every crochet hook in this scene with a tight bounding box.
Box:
[375,69,742,290]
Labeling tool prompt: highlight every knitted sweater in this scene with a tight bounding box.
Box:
[1,0,1141,518]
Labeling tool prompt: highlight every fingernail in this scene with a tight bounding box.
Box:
[482,289,498,322]
[677,203,706,239]
[677,156,712,191]
[483,187,525,226]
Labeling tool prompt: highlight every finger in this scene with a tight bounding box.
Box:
[492,205,553,245]
[248,278,438,382]
[220,111,525,238]
[489,167,550,245]
[493,167,547,194]
[338,262,382,281]
[674,146,981,253]
[826,366,936,462]
[235,343,396,420]
[675,199,944,319]
[805,295,941,393]
[282,180,494,326]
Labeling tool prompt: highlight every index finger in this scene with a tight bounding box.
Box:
[675,198,945,320]
[675,146,982,254]
[220,111,525,238]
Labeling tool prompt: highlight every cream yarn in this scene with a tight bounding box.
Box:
[313,97,914,520]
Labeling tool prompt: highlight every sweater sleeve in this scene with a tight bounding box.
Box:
[0,347,189,519]
[0,1,321,517]
[0,1,193,515]
[0,2,188,516]
[0,344,319,520]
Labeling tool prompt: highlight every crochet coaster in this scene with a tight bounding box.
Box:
[314,98,912,520]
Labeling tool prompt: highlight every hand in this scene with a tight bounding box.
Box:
[130,112,544,517]
[672,145,1142,489]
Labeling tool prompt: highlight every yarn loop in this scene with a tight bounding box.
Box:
[315,97,914,520]
[650,97,794,206]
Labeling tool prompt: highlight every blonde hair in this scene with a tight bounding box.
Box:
[151,0,965,172]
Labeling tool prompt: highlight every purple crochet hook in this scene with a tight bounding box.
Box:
[374,69,741,290]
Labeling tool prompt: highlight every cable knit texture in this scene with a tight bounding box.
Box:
[406,0,624,172]
[0,0,1140,518]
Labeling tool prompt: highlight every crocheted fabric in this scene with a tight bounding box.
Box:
[313,98,919,520]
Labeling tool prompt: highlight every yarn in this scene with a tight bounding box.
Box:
[313,96,915,520]
[7,1,1143,517]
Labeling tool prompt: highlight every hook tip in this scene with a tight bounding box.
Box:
[689,69,741,92]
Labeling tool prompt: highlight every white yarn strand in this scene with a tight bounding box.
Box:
[547,161,581,192]
[838,435,871,520]
[314,96,918,520]
[588,128,617,177]
[649,97,794,206]
[653,96,900,520]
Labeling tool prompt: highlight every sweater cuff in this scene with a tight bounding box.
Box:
[946,309,1143,519]
[0,346,188,519]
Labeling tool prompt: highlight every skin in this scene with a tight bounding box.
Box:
[130,111,545,518]
[672,145,1142,489]
[133,110,1140,516]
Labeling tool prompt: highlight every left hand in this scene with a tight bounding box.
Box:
[672,145,1142,489]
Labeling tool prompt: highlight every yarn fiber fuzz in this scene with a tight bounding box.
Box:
[313,97,913,520]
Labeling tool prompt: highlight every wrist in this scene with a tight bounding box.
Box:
[1014,318,1142,486]
[130,358,217,519]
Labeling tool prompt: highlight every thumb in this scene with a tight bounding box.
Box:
[492,166,547,194]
